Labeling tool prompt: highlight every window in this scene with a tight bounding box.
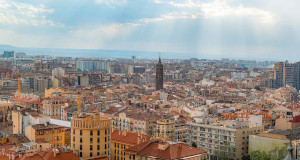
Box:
[80,130,82,136]
[90,130,93,136]
[80,138,82,143]
[80,145,82,150]
[97,145,100,150]
[90,153,93,157]
[90,145,93,150]
[97,152,100,156]
[79,152,82,157]
[73,129,75,134]
[105,137,107,142]
[98,130,100,135]
[98,138,100,143]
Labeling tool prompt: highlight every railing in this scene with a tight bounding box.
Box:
[71,117,111,129]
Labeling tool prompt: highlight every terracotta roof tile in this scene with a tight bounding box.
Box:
[111,130,151,146]
[125,140,207,159]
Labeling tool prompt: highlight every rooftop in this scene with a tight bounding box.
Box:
[125,140,207,159]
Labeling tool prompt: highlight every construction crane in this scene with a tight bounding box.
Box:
[77,92,81,115]
[18,69,21,106]
[60,90,102,116]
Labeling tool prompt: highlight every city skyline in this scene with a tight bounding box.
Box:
[0,0,300,60]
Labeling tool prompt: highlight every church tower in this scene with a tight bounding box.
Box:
[156,57,163,90]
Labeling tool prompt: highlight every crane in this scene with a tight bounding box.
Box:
[77,92,81,115]
[18,69,21,106]
[60,90,101,116]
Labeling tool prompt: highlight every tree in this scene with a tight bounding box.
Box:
[242,155,250,160]
[249,145,287,160]
[254,86,262,91]
[192,142,197,148]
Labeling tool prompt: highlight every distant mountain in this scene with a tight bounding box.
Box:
[0,44,202,59]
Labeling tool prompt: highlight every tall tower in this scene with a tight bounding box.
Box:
[156,57,163,90]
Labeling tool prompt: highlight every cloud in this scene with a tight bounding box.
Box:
[0,0,61,26]
[94,0,127,6]
[150,0,277,24]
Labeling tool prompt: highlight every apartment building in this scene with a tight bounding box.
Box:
[274,61,300,90]
[12,108,50,135]
[186,120,264,159]
[71,113,111,159]
[25,123,68,147]
[111,129,151,160]
[43,97,68,120]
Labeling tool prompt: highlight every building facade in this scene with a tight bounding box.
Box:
[186,121,264,159]
[71,113,112,159]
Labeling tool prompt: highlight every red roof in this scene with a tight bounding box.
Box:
[125,140,207,159]
[10,97,42,104]
[111,130,151,146]
[289,115,300,123]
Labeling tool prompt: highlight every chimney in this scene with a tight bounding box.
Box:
[12,154,16,160]
[137,132,141,144]
[111,127,115,133]
[53,149,59,157]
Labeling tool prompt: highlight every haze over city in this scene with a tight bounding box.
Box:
[0,0,300,60]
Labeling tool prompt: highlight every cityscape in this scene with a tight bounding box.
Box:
[0,0,299,160]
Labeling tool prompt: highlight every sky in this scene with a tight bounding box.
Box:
[0,0,299,60]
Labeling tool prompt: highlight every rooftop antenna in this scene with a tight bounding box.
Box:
[284,130,296,160]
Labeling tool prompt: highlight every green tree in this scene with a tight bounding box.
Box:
[192,142,197,148]
[242,154,250,160]
[255,86,262,91]
[249,145,287,160]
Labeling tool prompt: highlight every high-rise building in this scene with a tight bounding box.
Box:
[71,113,111,159]
[3,51,14,58]
[156,58,163,90]
[274,61,300,90]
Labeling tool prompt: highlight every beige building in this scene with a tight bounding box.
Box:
[25,123,67,147]
[0,100,13,122]
[249,129,300,159]
[71,113,111,159]
[186,120,264,159]
[155,118,175,141]
[275,116,300,130]
[12,108,50,135]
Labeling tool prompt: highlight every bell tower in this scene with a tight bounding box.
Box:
[156,57,163,90]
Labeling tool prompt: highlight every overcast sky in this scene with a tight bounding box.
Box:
[0,0,299,60]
